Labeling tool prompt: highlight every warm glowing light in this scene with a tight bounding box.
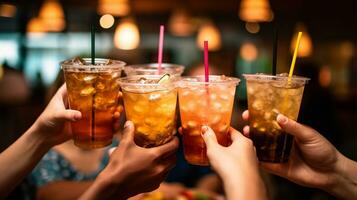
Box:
[98,0,130,17]
[114,19,140,50]
[319,66,331,87]
[290,24,313,57]
[240,42,258,62]
[168,9,195,37]
[100,14,115,29]
[245,22,260,34]
[0,4,16,17]
[27,18,46,36]
[39,0,65,32]
[340,41,354,59]
[239,0,273,22]
[196,21,221,51]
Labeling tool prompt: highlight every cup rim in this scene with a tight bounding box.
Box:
[119,75,177,87]
[124,63,184,74]
[61,58,126,71]
[177,75,240,86]
[243,73,310,83]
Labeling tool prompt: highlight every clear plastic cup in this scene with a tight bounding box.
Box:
[244,73,309,162]
[124,63,184,77]
[62,58,125,149]
[177,75,240,165]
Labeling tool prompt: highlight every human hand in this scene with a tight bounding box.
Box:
[201,126,267,200]
[31,84,81,147]
[83,121,179,200]
[242,110,346,191]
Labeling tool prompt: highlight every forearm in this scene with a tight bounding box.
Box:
[0,125,51,199]
[37,181,93,200]
[223,169,267,200]
[327,153,357,200]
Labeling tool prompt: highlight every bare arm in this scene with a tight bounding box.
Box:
[36,181,93,200]
[0,127,51,199]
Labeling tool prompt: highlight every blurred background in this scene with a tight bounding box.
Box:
[0,0,357,199]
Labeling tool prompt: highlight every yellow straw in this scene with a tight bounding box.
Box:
[288,32,302,78]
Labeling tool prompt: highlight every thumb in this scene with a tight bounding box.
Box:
[201,126,218,149]
[277,114,317,143]
[55,110,82,123]
[122,121,135,143]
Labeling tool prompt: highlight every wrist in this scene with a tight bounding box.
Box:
[24,124,52,154]
[325,152,357,199]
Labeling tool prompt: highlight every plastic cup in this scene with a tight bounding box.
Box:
[62,58,125,149]
[244,73,309,162]
[177,75,240,166]
[119,75,177,147]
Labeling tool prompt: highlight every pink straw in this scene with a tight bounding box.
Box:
[204,40,209,82]
[157,25,164,74]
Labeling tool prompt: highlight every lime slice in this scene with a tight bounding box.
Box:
[158,74,170,84]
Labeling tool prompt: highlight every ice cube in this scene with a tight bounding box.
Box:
[149,93,161,101]
[252,100,263,110]
[272,120,281,130]
[220,94,229,101]
[258,127,266,132]
[187,121,198,129]
[190,129,201,136]
[264,112,272,120]
[210,115,221,125]
[181,90,191,97]
[210,93,217,100]
[213,102,222,110]
[95,82,105,91]
[133,105,144,113]
[72,57,86,65]
[252,122,259,128]
[137,126,149,135]
[80,87,95,96]
[218,124,229,133]
[144,118,155,126]
[83,75,97,83]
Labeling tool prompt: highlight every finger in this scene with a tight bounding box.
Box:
[243,126,250,137]
[178,127,183,135]
[152,137,179,158]
[201,126,218,149]
[228,127,243,142]
[277,114,317,143]
[242,110,249,121]
[121,121,135,143]
[114,105,124,119]
[55,110,82,122]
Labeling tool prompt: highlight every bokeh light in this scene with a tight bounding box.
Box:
[100,14,115,29]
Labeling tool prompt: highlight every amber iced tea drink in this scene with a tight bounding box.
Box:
[62,58,125,149]
[244,74,309,162]
[120,75,177,147]
[178,76,240,166]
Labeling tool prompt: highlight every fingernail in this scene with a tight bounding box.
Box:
[124,121,130,129]
[277,114,288,124]
[74,112,82,121]
[201,126,208,134]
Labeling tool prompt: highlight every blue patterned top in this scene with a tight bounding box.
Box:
[29,143,116,187]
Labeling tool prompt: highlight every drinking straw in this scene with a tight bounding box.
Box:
[91,24,95,65]
[288,32,302,78]
[204,41,209,82]
[272,24,278,75]
[157,25,164,74]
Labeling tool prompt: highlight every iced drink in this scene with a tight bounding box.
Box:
[124,63,184,77]
[244,74,309,162]
[177,76,240,166]
[62,58,125,149]
[120,75,177,147]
